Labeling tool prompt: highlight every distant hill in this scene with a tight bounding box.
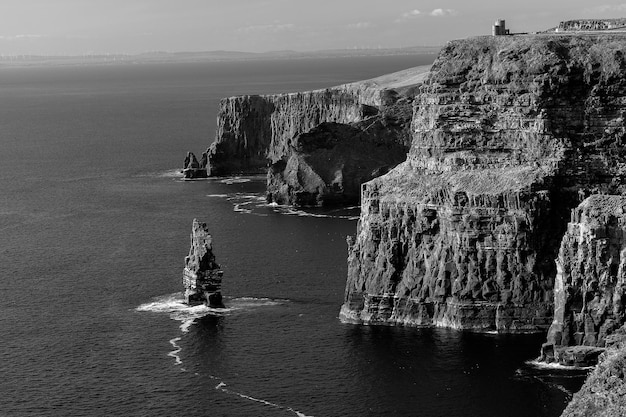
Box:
[0,46,441,68]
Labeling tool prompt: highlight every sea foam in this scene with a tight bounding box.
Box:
[525,359,595,371]
[136,293,288,332]
[216,381,315,417]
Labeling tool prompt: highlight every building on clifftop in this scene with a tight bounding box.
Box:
[492,19,510,36]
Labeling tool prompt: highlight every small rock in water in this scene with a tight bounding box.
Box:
[182,151,208,179]
[182,219,224,307]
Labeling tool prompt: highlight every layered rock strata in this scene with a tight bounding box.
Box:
[540,196,626,367]
[341,34,626,332]
[207,67,430,206]
[183,219,224,307]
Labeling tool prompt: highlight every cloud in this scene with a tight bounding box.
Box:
[396,8,457,22]
[237,23,296,34]
[429,8,457,17]
[396,9,421,23]
[347,22,372,30]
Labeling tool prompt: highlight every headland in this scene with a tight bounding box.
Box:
[202,20,626,415]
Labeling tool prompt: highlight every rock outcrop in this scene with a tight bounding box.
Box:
[560,327,626,416]
[182,151,208,179]
[206,67,430,206]
[539,196,626,365]
[182,219,224,307]
[341,34,626,332]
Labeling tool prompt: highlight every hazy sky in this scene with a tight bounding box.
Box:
[2,0,626,55]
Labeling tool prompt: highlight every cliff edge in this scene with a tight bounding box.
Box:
[206,66,430,206]
[341,34,626,332]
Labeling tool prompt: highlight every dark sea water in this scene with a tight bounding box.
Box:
[0,55,586,417]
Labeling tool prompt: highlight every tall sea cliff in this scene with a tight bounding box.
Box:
[341,34,626,333]
[206,67,429,205]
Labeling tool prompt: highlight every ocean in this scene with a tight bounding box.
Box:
[0,55,586,417]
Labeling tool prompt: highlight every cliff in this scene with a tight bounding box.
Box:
[341,34,626,332]
[206,66,430,206]
[541,196,626,360]
[183,219,224,307]
[544,196,626,415]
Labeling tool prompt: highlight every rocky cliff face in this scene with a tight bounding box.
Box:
[341,34,626,332]
[207,89,370,175]
[560,326,626,416]
[537,196,626,368]
[207,67,429,205]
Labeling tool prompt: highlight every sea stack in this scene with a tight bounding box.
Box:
[182,151,208,179]
[182,219,224,307]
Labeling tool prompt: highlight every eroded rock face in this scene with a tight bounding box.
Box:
[560,326,626,416]
[266,97,412,206]
[540,196,626,365]
[206,89,379,176]
[341,34,626,332]
[206,69,429,205]
[182,219,224,307]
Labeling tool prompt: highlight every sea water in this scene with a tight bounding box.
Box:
[0,55,586,416]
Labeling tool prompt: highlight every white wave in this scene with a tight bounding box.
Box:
[156,169,183,178]
[181,177,211,182]
[268,205,358,220]
[216,382,314,417]
[207,194,228,198]
[137,294,287,321]
[138,294,308,414]
[136,293,230,335]
[220,177,251,184]
[229,297,288,309]
[137,294,288,368]
[168,337,183,365]
[233,203,253,214]
[544,380,573,397]
[525,359,595,371]
[178,318,196,333]
[292,411,315,417]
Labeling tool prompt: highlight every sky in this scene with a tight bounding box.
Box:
[1,0,626,55]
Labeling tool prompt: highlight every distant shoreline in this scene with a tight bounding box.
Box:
[0,46,441,69]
